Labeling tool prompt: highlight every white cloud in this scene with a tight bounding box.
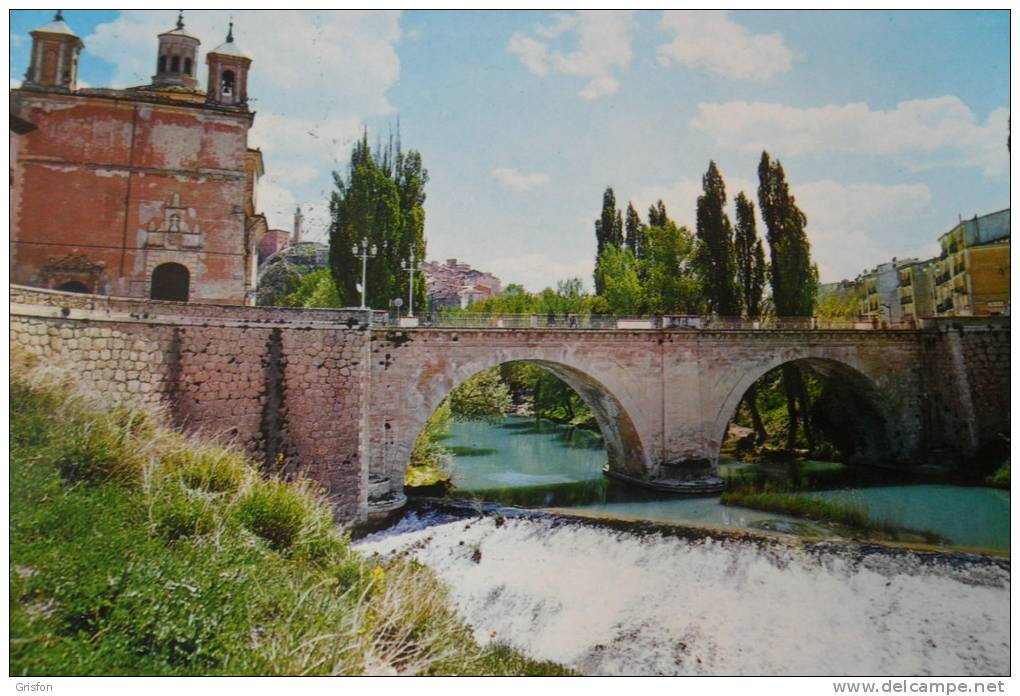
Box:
[508,11,635,100]
[507,33,549,76]
[491,167,550,192]
[794,180,933,281]
[83,11,403,233]
[535,13,578,39]
[691,97,1009,176]
[657,11,792,80]
[482,253,593,293]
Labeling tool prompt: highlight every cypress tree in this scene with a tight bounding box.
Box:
[694,161,741,317]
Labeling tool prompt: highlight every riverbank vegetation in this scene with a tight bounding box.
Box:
[719,479,945,545]
[10,353,571,676]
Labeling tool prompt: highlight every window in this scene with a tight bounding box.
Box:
[159,55,167,73]
[168,213,181,232]
[221,70,235,98]
[184,57,192,75]
[151,263,190,302]
[171,55,180,73]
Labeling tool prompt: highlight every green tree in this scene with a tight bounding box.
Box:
[593,187,623,294]
[647,199,669,228]
[557,277,585,299]
[639,220,703,315]
[594,245,643,315]
[448,368,513,421]
[816,283,864,320]
[733,192,767,319]
[328,131,428,310]
[757,151,819,448]
[757,152,817,317]
[279,268,343,308]
[624,202,646,260]
[694,161,741,317]
[732,192,769,444]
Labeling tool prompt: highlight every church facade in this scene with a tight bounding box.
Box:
[10,12,265,305]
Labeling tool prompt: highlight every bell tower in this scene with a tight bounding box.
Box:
[152,11,200,89]
[23,11,84,91]
[206,22,252,107]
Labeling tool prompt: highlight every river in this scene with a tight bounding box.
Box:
[356,416,1010,675]
[436,416,1010,551]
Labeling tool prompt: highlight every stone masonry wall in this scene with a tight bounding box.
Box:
[921,318,1011,464]
[11,286,371,524]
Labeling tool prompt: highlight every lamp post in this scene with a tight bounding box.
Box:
[401,249,422,318]
[352,238,377,310]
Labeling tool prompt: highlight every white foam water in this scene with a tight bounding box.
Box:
[356,514,1009,676]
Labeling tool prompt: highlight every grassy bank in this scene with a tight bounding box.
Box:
[10,353,571,676]
[719,483,945,545]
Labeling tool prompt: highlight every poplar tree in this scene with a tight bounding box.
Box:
[647,199,669,228]
[757,151,819,448]
[593,187,623,295]
[694,161,741,317]
[734,191,767,318]
[733,191,769,444]
[757,152,817,317]
[624,202,646,260]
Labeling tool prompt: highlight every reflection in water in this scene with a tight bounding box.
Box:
[438,416,1010,551]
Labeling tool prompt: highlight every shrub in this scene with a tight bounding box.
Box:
[235,479,319,552]
[150,482,221,542]
[161,446,250,495]
[57,407,147,485]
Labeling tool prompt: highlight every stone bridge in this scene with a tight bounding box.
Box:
[10,286,1010,526]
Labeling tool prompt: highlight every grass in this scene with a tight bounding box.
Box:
[719,488,870,528]
[9,351,573,676]
[719,480,946,545]
[988,462,1009,488]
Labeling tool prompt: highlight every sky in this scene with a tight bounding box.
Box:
[10,10,1010,290]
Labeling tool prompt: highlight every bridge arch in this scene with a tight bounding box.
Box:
[376,352,651,498]
[711,354,895,466]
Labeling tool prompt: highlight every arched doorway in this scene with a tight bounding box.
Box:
[57,281,90,293]
[150,263,190,302]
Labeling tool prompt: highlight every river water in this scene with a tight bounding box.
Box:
[438,417,1010,551]
[356,416,1010,675]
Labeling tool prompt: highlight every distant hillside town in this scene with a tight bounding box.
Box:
[421,258,502,309]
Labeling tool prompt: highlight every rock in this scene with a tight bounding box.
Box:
[255,242,330,306]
